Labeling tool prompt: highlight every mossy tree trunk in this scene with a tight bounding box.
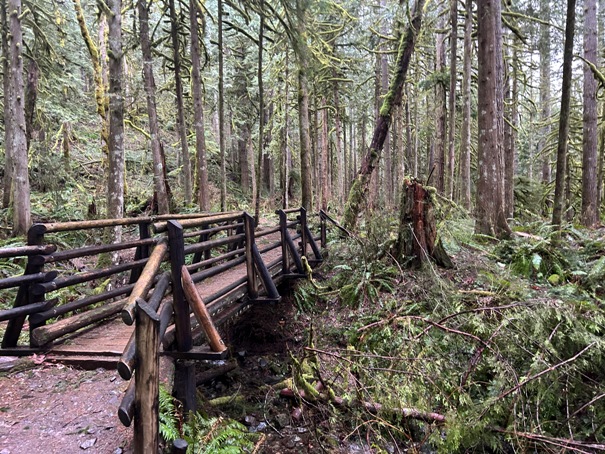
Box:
[394,180,452,268]
[343,0,425,231]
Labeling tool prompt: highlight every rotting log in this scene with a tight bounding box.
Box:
[30,297,127,347]
[181,266,227,353]
[195,360,238,385]
[394,179,453,268]
[122,240,169,325]
[133,299,160,454]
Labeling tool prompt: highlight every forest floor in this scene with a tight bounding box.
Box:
[1,220,604,453]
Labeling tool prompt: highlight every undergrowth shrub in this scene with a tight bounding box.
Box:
[159,386,259,453]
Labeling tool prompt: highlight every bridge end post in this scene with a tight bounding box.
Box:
[243,213,258,300]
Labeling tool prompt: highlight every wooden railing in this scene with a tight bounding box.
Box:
[0,208,325,453]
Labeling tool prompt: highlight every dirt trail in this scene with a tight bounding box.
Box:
[0,363,132,454]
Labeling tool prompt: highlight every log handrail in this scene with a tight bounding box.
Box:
[121,240,169,325]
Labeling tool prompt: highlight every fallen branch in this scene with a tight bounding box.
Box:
[497,342,596,400]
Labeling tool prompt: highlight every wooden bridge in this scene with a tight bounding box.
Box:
[0,207,341,452]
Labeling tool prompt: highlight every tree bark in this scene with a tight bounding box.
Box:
[434,12,447,195]
[539,0,552,207]
[582,0,599,227]
[190,0,210,211]
[446,0,458,200]
[1,2,13,209]
[254,4,265,224]
[460,0,472,210]
[395,180,452,268]
[475,0,511,238]
[138,0,170,215]
[343,0,425,231]
[218,0,227,211]
[294,0,313,211]
[106,0,124,251]
[552,0,576,230]
[5,0,30,235]
[169,0,193,205]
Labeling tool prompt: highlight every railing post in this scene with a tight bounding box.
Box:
[320,210,327,248]
[2,224,47,348]
[277,210,289,276]
[167,220,196,415]
[243,213,258,300]
[130,221,151,283]
[134,299,160,454]
[299,208,308,258]
[166,221,192,352]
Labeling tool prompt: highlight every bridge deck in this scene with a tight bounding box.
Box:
[46,239,285,367]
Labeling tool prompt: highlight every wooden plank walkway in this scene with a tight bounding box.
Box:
[46,238,286,367]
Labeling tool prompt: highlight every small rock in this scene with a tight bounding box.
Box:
[256,422,267,432]
[296,427,308,433]
[86,427,96,434]
[258,358,268,368]
[112,448,123,454]
[285,435,302,449]
[274,413,289,428]
[80,438,96,450]
[244,415,257,427]
[237,350,247,358]
[1,448,11,454]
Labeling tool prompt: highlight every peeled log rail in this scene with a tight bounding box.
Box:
[41,237,158,264]
[121,240,169,325]
[0,298,56,322]
[31,297,128,347]
[118,274,171,380]
[181,266,227,353]
[31,258,149,296]
[0,270,57,290]
[0,244,56,259]
[153,212,242,233]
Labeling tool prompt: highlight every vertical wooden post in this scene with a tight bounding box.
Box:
[167,220,196,415]
[243,212,258,299]
[2,224,47,348]
[166,220,192,352]
[277,210,290,276]
[134,299,160,454]
[299,208,308,258]
[130,221,151,283]
[192,221,208,264]
[320,211,327,248]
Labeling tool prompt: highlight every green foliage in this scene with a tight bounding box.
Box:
[159,386,258,453]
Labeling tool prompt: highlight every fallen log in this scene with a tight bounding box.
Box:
[195,360,238,386]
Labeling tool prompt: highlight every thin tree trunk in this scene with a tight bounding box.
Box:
[24,59,38,152]
[447,0,458,200]
[5,0,30,234]
[320,99,329,211]
[582,0,599,227]
[539,0,552,208]
[190,0,209,211]
[1,2,13,209]
[254,4,264,224]
[106,0,124,246]
[218,0,227,210]
[460,0,472,210]
[343,0,425,230]
[434,12,447,194]
[169,0,193,205]
[138,0,170,214]
[552,0,576,230]
[73,0,108,157]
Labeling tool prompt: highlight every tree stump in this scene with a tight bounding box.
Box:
[394,179,453,268]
